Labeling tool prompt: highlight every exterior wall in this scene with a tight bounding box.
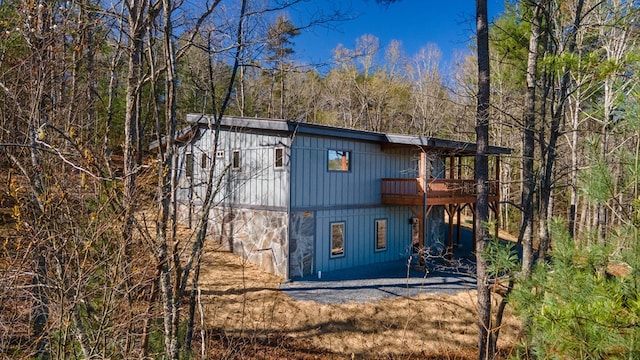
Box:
[174,121,453,278]
[175,126,291,278]
[312,206,414,274]
[288,133,449,276]
[177,203,289,278]
[289,134,419,209]
[178,127,291,209]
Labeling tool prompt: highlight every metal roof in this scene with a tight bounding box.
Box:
[185,113,511,155]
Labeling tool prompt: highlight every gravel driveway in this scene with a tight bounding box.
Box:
[280,255,478,304]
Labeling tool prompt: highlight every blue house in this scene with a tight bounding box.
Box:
[175,114,510,280]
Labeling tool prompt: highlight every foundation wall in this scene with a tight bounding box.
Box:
[179,204,289,278]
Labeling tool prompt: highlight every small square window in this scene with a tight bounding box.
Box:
[185,153,194,178]
[274,147,284,169]
[331,222,345,257]
[328,149,351,171]
[232,150,241,170]
[375,219,387,251]
[216,150,225,158]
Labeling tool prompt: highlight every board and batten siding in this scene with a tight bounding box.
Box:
[313,207,413,273]
[289,134,419,274]
[179,127,291,210]
[289,134,419,209]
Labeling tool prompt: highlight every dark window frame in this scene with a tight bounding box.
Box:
[201,153,208,169]
[232,149,241,171]
[274,147,284,170]
[330,221,345,258]
[375,218,387,251]
[327,149,352,172]
[185,152,194,178]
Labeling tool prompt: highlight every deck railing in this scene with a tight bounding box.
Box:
[381,178,498,205]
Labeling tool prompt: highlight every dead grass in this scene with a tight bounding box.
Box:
[198,241,520,359]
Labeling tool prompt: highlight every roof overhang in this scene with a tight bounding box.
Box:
[148,125,198,151]
[183,113,512,156]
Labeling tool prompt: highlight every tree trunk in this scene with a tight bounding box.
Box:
[123,0,146,257]
[538,0,583,260]
[568,92,580,238]
[521,0,542,276]
[475,1,493,358]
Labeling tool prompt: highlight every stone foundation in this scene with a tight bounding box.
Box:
[288,211,315,278]
[178,203,289,278]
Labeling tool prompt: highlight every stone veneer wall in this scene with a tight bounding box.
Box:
[177,204,289,278]
[288,211,315,278]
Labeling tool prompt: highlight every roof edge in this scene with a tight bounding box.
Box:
[184,113,512,155]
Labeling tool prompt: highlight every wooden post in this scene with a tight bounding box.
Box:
[456,204,462,246]
[449,154,455,179]
[447,204,454,255]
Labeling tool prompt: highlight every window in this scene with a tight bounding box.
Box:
[375,219,387,251]
[185,153,194,178]
[328,149,351,171]
[201,153,208,169]
[232,150,241,170]
[330,222,345,257]
[274,147,284,169]
[216,150,225,158]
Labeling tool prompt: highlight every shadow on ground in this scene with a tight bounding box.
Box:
[280,227,492,304]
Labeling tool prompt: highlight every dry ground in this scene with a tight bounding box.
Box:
[197,241,520,359]
[0,161,520,359]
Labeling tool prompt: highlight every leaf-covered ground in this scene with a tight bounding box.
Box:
[197,243,519,359]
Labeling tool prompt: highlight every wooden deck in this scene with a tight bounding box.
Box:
[381,178,499,206]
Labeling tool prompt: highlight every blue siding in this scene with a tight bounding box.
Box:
[288,133,444,274]
[177,122,449,277]
[313,207,413,273]
[290,134,418,209]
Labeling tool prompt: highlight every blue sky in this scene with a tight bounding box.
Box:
[290,0,506,69]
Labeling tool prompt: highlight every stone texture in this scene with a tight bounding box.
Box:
[177,204,289,278]
[288,211,315,279]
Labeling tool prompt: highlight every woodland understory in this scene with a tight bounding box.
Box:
[2,0,640,359]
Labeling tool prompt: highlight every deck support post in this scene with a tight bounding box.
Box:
[456,205,462,246]
[379,152,503,257]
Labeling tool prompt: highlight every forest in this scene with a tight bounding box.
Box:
[1,0,640,359]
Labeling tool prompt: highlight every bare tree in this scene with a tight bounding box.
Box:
[520,0,544,276]
[407,44,451,136]
[474,0,494,358]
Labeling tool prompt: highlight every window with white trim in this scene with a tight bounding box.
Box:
[232,150,241,170]
[274,147,284,169]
